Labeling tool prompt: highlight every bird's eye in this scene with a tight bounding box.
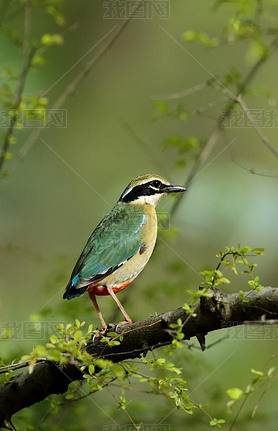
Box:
[152,180,161,188]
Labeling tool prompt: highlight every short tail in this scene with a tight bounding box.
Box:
[63,275,88,300]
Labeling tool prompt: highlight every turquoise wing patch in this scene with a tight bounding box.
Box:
[70,203,146,286]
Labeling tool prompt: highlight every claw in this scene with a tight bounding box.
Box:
[92,329,106,343]
[115,320,132,333]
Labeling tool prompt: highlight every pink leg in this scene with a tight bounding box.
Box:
[89,291,107,330]
[107,286,132,324]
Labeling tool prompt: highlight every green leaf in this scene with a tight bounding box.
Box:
[75,319,81,328]
[210,418,225,428]
[239,290,249,303]
[41,34,63,46]
[111,364,125,377]
[226,387,243,400]
[227,399,237,413]
[251,369,264,376]
[89,364,95,375]
[252,248,264,255]
[87,324,93,334]
[31,55,46,66]
[50,335,58,344]
[154,100,169,113]
[65,393,74,399]
[239,246,251,254]
[4,152,13,160]
[267,366,275,376]
[182,31,219,47]
[247,40,268,65]
[118,396,126,410]
[33,345,47,357]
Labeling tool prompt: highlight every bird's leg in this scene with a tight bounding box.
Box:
[107,286,132,325]
[88,291,107,331]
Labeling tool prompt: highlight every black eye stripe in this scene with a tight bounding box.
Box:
[120,180,165,203]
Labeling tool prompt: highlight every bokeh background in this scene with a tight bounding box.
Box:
[1,0,278,429]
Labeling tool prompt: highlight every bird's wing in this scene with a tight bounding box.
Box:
[66,203,146,294]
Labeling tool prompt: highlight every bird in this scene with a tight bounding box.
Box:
[63,174,186,330]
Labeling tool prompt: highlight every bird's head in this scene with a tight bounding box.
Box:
[119,174,186,206]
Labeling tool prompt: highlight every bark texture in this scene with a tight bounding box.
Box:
[1,287,278,427]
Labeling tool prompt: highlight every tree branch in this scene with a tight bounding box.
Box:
[1,286,278,427]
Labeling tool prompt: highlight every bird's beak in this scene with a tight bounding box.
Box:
[163,184,186,194]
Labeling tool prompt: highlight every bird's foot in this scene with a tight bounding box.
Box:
[105,323,118,333]
[92,323,120,342]
[92,329,105,343]
[92,325,109,343]
[92,321,132,340]
[115,319,132,333]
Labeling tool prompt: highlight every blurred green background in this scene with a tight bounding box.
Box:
[1,0,278,429]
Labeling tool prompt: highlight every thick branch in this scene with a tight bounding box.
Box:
[0,287,278,426]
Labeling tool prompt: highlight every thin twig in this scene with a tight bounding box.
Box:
[7,419,17,431]
[0,358,47,374]
[104,384,140,431]
[38,377,117,427]
[4,2,144,184]
[229,395,248,431]
[235,94,278,159]
[169,45,277,217]
[0,0,35,173]
[195,96,229,115]
[252,373,278,418]
[152,79,215,100]
[230,150,278,178]
[229,352,278,429]
[169,116,227,216]
[251,354,278,417]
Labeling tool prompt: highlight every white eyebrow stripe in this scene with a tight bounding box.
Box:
[121,187,132,199]
[123,182,159,198]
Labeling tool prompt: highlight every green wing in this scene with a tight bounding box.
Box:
[69,203,146,288]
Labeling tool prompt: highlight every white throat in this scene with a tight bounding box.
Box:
[133,193,165,207]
